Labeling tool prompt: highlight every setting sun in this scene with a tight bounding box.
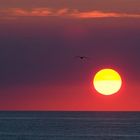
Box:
[93,69,122,95]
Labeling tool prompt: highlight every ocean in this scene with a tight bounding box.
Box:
[0,111,140,140]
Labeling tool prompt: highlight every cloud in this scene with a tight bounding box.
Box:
[70,10,140,18]
[0,8,140,19]
[0,8,53,17]
[56,8,69,16]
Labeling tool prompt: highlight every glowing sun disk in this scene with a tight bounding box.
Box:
[93,69,122,95]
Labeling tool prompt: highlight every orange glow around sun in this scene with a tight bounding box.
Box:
[93,69,122,96]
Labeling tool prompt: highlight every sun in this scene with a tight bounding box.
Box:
[93,69,122,96]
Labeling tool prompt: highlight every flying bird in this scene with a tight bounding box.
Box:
[75,56,89,60]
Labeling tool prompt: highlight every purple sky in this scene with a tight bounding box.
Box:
[0,0,140,110]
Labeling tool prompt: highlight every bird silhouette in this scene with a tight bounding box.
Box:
[75,56,89,60]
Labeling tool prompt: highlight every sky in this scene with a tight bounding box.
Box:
[0,0,140,110]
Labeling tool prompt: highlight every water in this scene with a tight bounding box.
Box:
[0,111,140,140]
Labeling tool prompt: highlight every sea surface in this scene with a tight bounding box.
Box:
[0,111,140,140]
